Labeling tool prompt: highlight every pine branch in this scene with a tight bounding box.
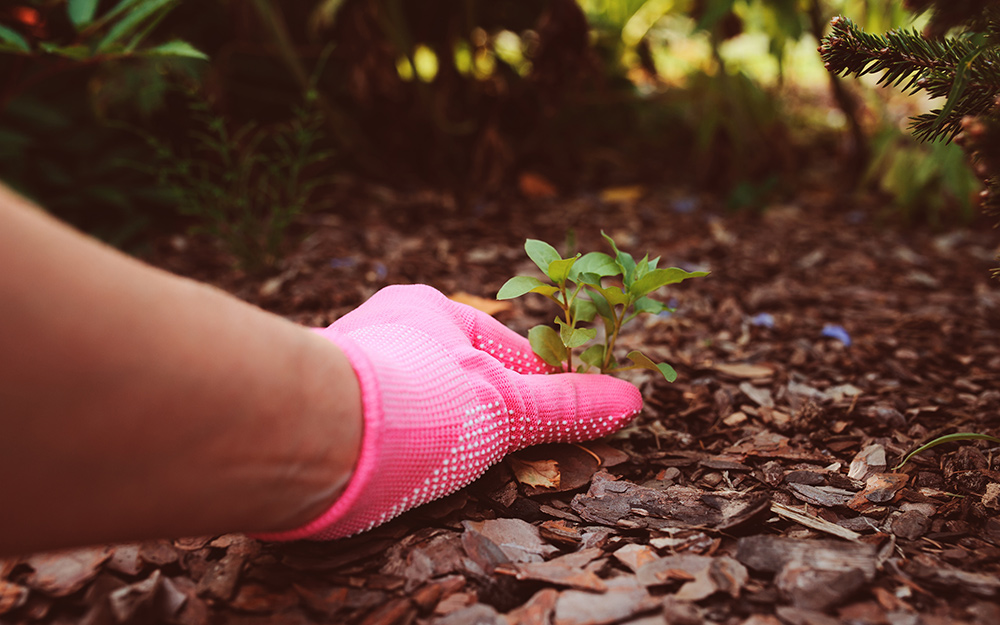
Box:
[820,16,1000,141]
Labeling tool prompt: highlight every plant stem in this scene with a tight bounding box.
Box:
[559,282,574,372]
[601,305,625,372]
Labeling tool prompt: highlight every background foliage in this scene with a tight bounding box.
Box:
[0,0,990,269]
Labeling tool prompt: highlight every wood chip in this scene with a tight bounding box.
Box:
[770,502,862,541]
[848,473,909,512]
[571,470,769,531]
[713,363,775,379]
[499,548,606,591]
[24,546,110,597]
[612,543,659,573]
[552,577,658,625]
[462,518,558,563]
[0,579,28,615]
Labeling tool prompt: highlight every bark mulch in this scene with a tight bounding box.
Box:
[3,181,1000,625]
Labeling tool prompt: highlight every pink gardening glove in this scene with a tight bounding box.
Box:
[256,284,642,541]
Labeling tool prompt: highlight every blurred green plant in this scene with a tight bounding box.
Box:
[865,121,979,227]
[497,234,707,380]
[144,105,332,272]
[0,0,205,57]
[1,0,206,106]
[0,0,208,243]
[0,86,176,246]
[820,8,1000,269]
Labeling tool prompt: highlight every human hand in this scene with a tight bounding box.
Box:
[257,284,642,541]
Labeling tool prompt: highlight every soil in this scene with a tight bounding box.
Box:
[3,176,1000,625]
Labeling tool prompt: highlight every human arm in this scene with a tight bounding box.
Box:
[0,184,362,556]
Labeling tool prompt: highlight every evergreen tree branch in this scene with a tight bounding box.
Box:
[820,16,1000,141]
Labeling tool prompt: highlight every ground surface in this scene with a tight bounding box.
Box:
[3,180,1000,625]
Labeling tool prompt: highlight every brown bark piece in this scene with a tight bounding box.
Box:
[500,548,606,591]
[847,473,909,512]
[571,470,769,531]
[612,543,659,573]
[24,546,110,597]
[504,588,559,625]
[462,518,558,563]
[0,579,29,614]
[891,510,931,540]
[105,544,144,577]
[552,577,659,625]
[636,554,747,600]
[107,569,161,623]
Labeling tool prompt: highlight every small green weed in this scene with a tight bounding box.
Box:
[146,106,331,272]
[894,432,1000,470]
[498,233,707,380]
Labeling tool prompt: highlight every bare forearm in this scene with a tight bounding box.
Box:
[0,185,361,555]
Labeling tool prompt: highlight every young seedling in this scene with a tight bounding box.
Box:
[497,233,708,381]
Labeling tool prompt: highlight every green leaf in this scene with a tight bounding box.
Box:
[579,344,605,369]
[894,432,1000,470]
[547,255,580,284]
[633,296,665,315]
[38,43,92,59]
[139,39,208,60]
[602,231,636,283]
[570,252,619,282]
[497,276,547,300]
[586,291,615,334]
[629,267,709,299]
[559,324,596,349]
[0,25,30,52]
[570,297,597,324]
[591,284,630,308]
[634,255,650,280]
[68,0,100,28]
[525,239,561,275]
[96,0,178,53]
[625,350,678,382]
[528,325,567,369]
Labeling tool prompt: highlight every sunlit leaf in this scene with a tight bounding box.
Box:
[625,350,677,382]
[140,40,208,60]
[629,267,709,299]
[497,275,547,299]
[591,284,630,308]
[528,325,567,368]
[559,324,596,349]
[634,255,650,280]
[602,231,637,283]
[570,252,619,282]
[525,239,561,275]
[547,255,580,284]
[96,0,178,53]
[0,25,30,52]
[68,0,100,28]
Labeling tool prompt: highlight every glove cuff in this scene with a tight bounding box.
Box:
[250,329,383,541]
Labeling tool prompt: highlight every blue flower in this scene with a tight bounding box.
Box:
[821,323,851,346]
[750,312,775,328]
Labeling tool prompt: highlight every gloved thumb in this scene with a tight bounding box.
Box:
[508,372,643,451]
